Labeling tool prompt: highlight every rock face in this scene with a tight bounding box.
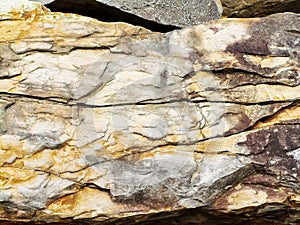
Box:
[96,0,223,26]
[0,0,300,224]
[32,0,300,31]
[32,0,222,30]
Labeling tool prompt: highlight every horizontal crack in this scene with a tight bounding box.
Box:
[68,45,113,53]
[191,99,297,106]
[0,92,69,104]
[1,91,297,108]
[225,81,300,89]
[284,29,300,34]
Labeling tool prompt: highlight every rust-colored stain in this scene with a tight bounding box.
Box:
[53,193,76,208]
[0,167,37,188]
[238,122,300,177]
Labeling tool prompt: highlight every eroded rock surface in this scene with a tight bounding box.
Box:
[0,1,299,224]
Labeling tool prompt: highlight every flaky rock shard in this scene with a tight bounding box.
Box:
[0,1,299,224]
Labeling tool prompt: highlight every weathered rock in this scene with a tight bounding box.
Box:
[32,0,223,29]
[222,0,300,17]
[0,1,300,224]
[32,0,300,31]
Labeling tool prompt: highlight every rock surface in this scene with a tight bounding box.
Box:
[0,0,300,224]
[222,0,300,17]
[32,0,300,30]
[32,0,222,30]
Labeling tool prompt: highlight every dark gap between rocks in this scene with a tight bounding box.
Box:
[45,0,179,32]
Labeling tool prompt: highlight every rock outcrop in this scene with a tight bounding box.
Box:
[0,0,299,224]
[32,0,300,31]
[32,0,222,30]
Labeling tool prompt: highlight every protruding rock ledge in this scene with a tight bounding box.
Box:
[31,0,300,32]
[32,0,223,31]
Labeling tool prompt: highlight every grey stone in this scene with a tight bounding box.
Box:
[32,0,223,27]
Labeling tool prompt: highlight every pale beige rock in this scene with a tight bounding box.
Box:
[0,1,299,225]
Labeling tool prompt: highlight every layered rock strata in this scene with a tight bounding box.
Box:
[0,1,299,224]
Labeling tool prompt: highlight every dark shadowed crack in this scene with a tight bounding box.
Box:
[44,0,178,32]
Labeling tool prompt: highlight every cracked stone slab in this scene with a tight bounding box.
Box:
[0,1,299,224]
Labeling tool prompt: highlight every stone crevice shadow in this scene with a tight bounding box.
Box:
[45,0,179,32]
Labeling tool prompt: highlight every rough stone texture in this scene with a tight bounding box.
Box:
[0,1,300,224]
[99,0,223,27]
[32,0,300,30]
[222,0,300,17]
[32,0,223,29]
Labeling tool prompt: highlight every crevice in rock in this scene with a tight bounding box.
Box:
[76,97,194,108]
[68,46,114,53]
[192,99,296,106]
[45,0,179,33]
[0,92,69,104]
[2,91,296,111]
[284,29,300,35]
[245,100,299,131]
[210,68,300,88]
[205,163,261,204]
[225,81,299,89]
[83,182,111,194]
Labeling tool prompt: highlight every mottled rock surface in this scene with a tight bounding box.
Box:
[222,0,300,17]
[0,1,300,225]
